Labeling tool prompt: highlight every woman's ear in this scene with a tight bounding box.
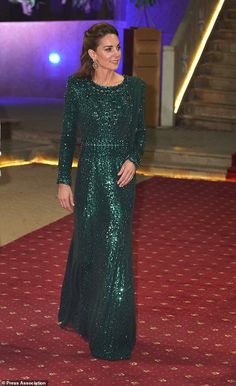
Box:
[88,48,96,61]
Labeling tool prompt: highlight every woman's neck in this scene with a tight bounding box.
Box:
[92,70,121,86]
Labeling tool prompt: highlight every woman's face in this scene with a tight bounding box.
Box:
[88,33,121,70]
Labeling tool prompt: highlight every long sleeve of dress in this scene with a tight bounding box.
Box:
[57,76,79,186]
[125,79,146,169]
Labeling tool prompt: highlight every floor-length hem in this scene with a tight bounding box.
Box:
[90,351,131,361]
[58,320,134,360]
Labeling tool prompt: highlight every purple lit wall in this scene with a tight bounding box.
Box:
[125,0,190,45]
[0,0,189,98]
[0,20,125,98]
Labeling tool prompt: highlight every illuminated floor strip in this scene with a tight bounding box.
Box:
[1,157,234,182]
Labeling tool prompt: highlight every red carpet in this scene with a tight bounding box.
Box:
[1,176,236,386]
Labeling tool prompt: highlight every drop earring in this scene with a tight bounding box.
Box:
[92,60,98,70]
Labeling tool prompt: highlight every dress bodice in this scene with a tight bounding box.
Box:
[77,75,132,142]
[57,74,146,185]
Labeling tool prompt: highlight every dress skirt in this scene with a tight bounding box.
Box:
[58,141,137,360]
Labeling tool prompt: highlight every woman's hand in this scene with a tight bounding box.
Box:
[57,184,75,212]
[117,159,136,187]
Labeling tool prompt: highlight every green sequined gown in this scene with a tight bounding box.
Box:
[57,74,146,360]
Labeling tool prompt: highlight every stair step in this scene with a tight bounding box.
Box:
[213,28,236,39]
[177,114,236,131]
[219,19,236,29]
[182,101,236,120]
[143,149,231,170]
[224,9,236,19]
[202,51,236,65]
[226,0,236,7]
[198,63,236,77]
[194,75,236,91]
[190,88,236,104]
[207,39,236,53]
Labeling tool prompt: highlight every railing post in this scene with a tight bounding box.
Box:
[161,45,175,127]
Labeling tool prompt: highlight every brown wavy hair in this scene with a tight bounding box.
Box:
[75,23,119,79]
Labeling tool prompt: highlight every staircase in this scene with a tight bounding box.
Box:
[176,0,236,131]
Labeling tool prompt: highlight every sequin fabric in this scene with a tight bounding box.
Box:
[57,74,146,360]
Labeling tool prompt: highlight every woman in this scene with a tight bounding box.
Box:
[57,22,146,361]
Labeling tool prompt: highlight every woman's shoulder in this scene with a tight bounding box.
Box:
[125,75,145,100]
[64,74,89,97]
[66,74,87,86]
[126,74,145,88]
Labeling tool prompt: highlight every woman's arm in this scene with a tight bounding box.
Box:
[57,76,79,186]
[125,79,146,169]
